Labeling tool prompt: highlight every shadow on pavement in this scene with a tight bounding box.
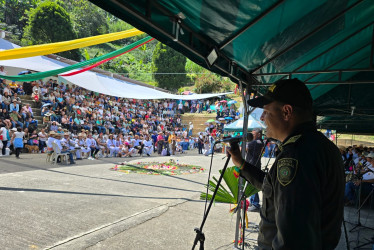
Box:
[1,158,204,194]
[0,186,207,201]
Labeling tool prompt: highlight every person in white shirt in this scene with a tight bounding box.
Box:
[0,124,8,156]
[38,128,47,152]
[76,133,90,159]
[345,153,374,205]
[86,133,99,159]
[189,122,194,137]
[61,133,76,152]
[107,134,119,157]
[0,66,7,76]
[53,133,75,164]
[96,133,109,157]
[46,131,56,152]
[143,135,153,156]
[132,134,144,156]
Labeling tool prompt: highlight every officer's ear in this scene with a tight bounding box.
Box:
[281,104,293,121]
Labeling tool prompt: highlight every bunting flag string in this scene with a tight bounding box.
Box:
[0,28,144,60]
[60,38,154,77]
[0,36,153,82]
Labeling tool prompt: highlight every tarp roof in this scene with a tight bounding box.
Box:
[224,109,265,132]
[89,0,374,133]
[0,39,231,100]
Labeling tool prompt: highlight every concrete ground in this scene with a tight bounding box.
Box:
[0,151,373,249]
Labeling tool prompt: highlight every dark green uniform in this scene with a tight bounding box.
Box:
[241,122,344,249]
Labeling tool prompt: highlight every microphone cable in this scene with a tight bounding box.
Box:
[203,136,216,217]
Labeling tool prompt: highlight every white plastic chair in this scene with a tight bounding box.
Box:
[46,150,54,163]
[51,142,69,165]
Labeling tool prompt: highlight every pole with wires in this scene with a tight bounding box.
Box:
[234,81,250,247]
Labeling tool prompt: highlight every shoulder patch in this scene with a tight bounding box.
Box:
[277,158,298,186]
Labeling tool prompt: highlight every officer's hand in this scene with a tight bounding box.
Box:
[354,180,361,186]
[227,142,244,168]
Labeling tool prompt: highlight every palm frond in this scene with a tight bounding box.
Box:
[200,166,259,204]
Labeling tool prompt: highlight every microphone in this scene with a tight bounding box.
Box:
[215,136,243,145]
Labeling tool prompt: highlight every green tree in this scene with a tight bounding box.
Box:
[0,0,39,43]
[152,42,187,91]
[22,0,80,60]
[0,0,39,30]
[193,72,223,93]
[61,0,108,38]
[185,58,206,84]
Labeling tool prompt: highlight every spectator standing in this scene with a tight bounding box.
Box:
[11,127,24,159]
[198,133,204,154]
[0,124,8,156]
[157,131,164,155]
[245,128,264,211]
[38,128,47,152]
[189,122,193,137]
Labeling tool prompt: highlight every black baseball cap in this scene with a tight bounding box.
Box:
[247,78,313,109]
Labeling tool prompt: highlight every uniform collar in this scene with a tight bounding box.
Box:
[278,121,316,151]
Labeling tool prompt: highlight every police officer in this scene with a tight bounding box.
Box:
[228,79,344,249]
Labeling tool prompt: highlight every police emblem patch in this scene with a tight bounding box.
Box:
[268,84,276,93]
[277,158,298,186]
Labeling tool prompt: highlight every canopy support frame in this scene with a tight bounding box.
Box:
[275,22,374,81]
[251,80,374,87]
[219,0,285,50]
[305,42,371,82]
[253,67,374,77]
[251,0,365,74]
[371,25,374,68]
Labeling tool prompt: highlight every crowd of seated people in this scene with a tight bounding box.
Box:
[0,75,234,160]
[0,80,38,130]
[341,145,374,206]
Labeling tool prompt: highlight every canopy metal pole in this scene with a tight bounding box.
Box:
[219,0,284,50]
[351,134,354,146]
[251,0,364,74]
[305,42,371,82]
[235,81,250,248]
[251,80,374,87]
[370,25,374,68]
[252,65,373,77]
[276,21,374,80]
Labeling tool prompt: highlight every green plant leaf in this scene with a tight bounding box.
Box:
[200,166,259,204]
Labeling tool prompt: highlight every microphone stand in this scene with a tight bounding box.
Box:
[192,155,231,250]
[231,138,271,249]
[348,172,374,233]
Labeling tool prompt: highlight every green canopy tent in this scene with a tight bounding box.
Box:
[224,116,266,132]
[88,0,374,246]
[89,0,374,134]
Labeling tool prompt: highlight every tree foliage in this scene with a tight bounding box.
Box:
[0,0,39,43]
[185,58,206,83]
[0,0,39,30]
[193,72,222,94]
[60,0,108,38]
[0,1,219,90]
[22,0,80,60]
[194,72,235,93]
[152,42,187,91]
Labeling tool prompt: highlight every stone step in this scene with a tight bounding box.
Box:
[31,108,41,114]
[180,114,218,135]
[21,99,33,103]
[19,95,32,100]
